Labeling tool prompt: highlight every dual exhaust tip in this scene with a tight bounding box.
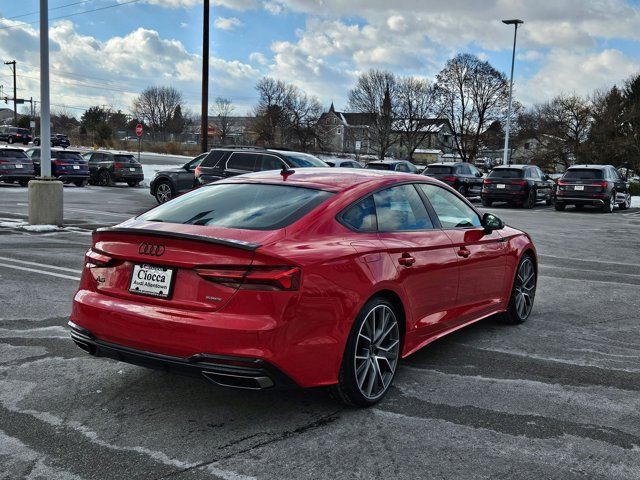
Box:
[201,371,274,390]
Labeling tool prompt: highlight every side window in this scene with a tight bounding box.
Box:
[458,164,471,175]
[258,154,285,171]
[374,184,433,231]
[395,163,409,173]
[30,149,40,159]
[469,165,481,176]
[341,196,376,232]
[227,152,258,172]
[418,184,482,229]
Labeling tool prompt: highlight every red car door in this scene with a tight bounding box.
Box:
[371,185,460,351]
[417,184,507,324]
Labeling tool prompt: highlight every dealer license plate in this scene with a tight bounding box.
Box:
[574,185,584,191]
[129,264,174,298]
[497,184,506,189]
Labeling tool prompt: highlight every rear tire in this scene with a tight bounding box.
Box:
[554,203,565,211]
[574,204,584,211]
[619,194,631,210]
[501,254,537,325]
[524,189,536,209]
[18,179,29,187]
[8,137,14,144]
[457,185,467,197]
[34,139,40,146]
[331,297,401,407]
[602,192,615,213]
[481,198,492,207]
[74,180,87,187]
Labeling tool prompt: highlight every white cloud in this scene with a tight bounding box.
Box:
[131,0,256,9]
[519,49,640,104]
[263,1,285,15]
[249,52,269,66]
[214,17,243,31]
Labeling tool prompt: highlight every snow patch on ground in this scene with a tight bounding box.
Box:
[0,220,62,232]
[631,196,640,208]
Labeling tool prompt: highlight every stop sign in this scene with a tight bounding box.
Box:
[135,124,143,137]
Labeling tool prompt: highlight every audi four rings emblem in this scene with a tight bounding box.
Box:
[138,243,165,256]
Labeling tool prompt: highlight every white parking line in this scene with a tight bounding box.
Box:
[0,256,81,274]
[0,263,80,281]
[16,203,132,218]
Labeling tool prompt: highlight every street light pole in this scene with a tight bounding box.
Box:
[200,0,209,154]
[502,18,523,165]
[40,0,51,177]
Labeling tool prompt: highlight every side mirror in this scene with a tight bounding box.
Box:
[482,212,504,232]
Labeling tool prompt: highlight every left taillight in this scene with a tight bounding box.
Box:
[85,248,113,268]
[196,266,301,291]
[194,166,202,177]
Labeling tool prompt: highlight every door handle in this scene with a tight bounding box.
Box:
[457,247,471,258]
[398,253,416,267]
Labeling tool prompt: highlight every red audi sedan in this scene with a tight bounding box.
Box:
[70,168,537,406]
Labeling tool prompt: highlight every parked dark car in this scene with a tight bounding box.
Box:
[81,151,144,187]
[149,152,208,204]
[194,147,327,186]
[0,126,32,145]
[423,162,484,197]
[555,164,631,213]
[364,159,419,173]
[0,147,35,186]
[25,147,89,187]
[324,158,364,168]
[481,164,554,208]
[33,133,70,148]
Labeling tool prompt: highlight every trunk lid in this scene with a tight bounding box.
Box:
[88,220,284,312]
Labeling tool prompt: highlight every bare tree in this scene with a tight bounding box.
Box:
[435,53,510,162]
[133,86,184,134]
[211,97,235,144]
[348,69,397,159]
[284,89,324,152]
[396,77,442,161]
[252,77,296,146]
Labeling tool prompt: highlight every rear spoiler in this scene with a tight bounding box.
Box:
[94,227,261,251]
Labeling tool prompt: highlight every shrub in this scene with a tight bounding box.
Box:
[629,182,640,196]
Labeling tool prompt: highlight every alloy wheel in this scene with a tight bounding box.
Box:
[156,183,173,203]
[98,171,111,187]
[514,258,536,320]
[354,304,400,400]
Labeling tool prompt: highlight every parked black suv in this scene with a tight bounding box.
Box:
[24,147,89,186]
[33,133,70,148]
[195,148,327,186]
[0,147,35,186]
[481,164,555,208]
[364,159,419,173]
[423,162,484,197]
[0,126,32,145]
[149,152,208,203]
[555,164,631,213]
[82,151,144,187]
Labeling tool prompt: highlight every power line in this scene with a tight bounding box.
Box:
[0,0,144,31]
[1,0,94,21]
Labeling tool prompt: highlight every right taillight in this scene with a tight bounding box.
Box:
[194,166,202,176]
[196,266,301,291]
[483,179,492,185]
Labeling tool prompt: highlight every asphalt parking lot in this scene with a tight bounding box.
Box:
[1,183,640,480]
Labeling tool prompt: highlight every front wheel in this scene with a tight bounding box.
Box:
[331,298,401,407]
[97,170,112,187]
[502,254,537,325]
[618,193,631,210]
[33,139,40,146]
[154,181,174,204]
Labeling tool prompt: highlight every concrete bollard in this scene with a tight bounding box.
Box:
[28,180,64,226]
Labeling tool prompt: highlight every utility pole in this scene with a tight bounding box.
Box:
[200,0,209,153]
[4,60,17,125]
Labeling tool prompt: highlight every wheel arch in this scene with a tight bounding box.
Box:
[367,288,407,349]
[152,176,174,195]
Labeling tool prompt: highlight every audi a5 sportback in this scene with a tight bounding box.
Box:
[25,147,90,186]
[194,147,327,186]
[554,165,631,213]
[481,164,554,208]
[423,162,484,197]
[70,169,537,406]
[0,147,35,186]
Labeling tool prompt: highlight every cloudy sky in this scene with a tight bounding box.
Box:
[1,0,640,117]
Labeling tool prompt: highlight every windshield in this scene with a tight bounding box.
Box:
[425,166,453,175]
[563,169,603,180]
[282,153,327,168]
[0,150,28,159]
[139,183,333,230]
[488,168,524,179]
[365,163,392,171]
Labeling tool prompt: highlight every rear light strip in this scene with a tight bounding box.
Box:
[196,266,301,291]
[85,248,114,268]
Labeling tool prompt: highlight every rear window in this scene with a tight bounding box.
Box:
[488,168,524,179]
[114,155,136,163]
[563,169,603,180]
[365,163,392,171]
[0,149,28,159]
[52,151,83,160]
[139,183,333,230]
[16,128,30,135]
[425,166,453,175]
[282,153,326,168]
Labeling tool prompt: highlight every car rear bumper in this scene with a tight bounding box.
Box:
[113,173,144,182]
[0,173,35,181]
[555,196,607,205]
[68,321,295,390]
[481,191,527,201]
[57,174,90,181]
